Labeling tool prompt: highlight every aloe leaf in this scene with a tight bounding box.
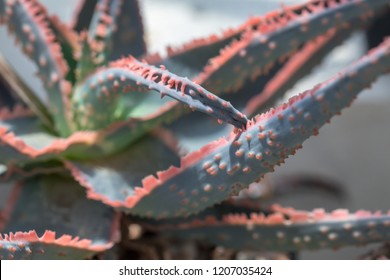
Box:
[0,230,112,259]
[111,37,390,218]
[71,0,99,32]
[47,15,79,85]
[110,0,146,59]
[163,17,374,155]
[244,28,350,116]
[72,57,248,131]
[0,104,184,164]
[76,0,145,78]
[0,55,53,129]
[0,174,117,259]
[0,109,115,164]
[84,0,121,69]
[65,133,181,211]
[0,112,58,165]
[1,0,73,135]
[242,12,383,117]
[75,31,98,82]
[131,1,385,149]
[146,0,338,78]
[146,206,390,252]
[195,0,389,94]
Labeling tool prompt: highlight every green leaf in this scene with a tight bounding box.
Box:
[147,205,390,252]
[113,38,390,218]
[72,57,247,131]
[65,133,180,213]
[0,230,112,260]
[3,0,73,135]
[0,174,117,259]
[0,55,53,129]
[195,0,389,94]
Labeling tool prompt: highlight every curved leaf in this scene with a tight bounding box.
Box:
[84,0,121,68]
[0,55,53,128]
[146,0,337,78]
[0,174,118,259]
[147,206,390,252]
[107,37,390,218]
[65,133,180,211]
[0,230,111,259]
[48,15,79,84]
[3,0,73,135]
[244,28,348,116]
[195,0,388,94]
[72,57,247,130]
[0,105,184,164]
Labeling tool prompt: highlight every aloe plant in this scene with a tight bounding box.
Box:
[0,0,390,260]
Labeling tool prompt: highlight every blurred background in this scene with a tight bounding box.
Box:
[0,0,389,259]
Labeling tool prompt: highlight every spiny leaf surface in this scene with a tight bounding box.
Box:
[0,230,112,259]
[152,206,390,252]
[65,133,180,208]
[107,37,390,218]
[196,0,389,94]
[72,57,247,131]
[3,0,73,135]
[0,175,117,259]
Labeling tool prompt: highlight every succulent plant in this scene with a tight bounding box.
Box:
[0,0,390,260]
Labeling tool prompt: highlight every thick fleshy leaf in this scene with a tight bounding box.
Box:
[0,174,118,259]
[163,18,372,154]
[145,0,341,78]
[76,31,98,81]
[136,1,385,150]
[2,0,73,135]
[0,55,53,128]
[85,0,121,68]
[108,37,390,218]
[244,28,350,116]
[143,206,390,252]
[0,111,58,165]
[0,230,112,260]
[72,57,248,131]
[0,104,184,164]
[76,0,145,79]
[240,11,384,117]
[65,133,181,211]
[195,0,388,94]
[145,19,253,78]
[0,108,115,164]
[47,15,79,84]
